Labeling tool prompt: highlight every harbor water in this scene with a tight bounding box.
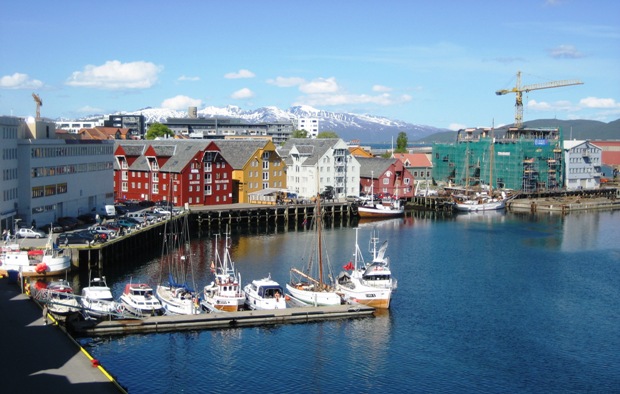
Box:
[77,210,620,393]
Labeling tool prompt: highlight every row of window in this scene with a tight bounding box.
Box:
[32,183,68,199]
[568,156,599,163]
[3,168,17,181]
[568,167,598,174]
[2,148,17,160]
[3,187,17,202]
[32,203,56,215]
[31,145,113,158]
[32,161,113,178]
[2,126,18,139]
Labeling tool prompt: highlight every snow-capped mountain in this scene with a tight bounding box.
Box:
[118,105,448,143]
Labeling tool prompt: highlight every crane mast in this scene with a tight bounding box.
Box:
[495,71,583,128]
[32,93,43,120]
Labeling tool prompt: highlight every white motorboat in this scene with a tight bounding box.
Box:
[0,232,71,277]
[120,282,165,317]
[244,275,286,310]
[45,279,80,316]
[337,229,393,309]
[80,276,119,319]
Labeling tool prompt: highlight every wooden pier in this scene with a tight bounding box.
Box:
[68,304,376,337]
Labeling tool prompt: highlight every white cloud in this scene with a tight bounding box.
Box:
[548,44,584,59]
[161,95,202,110]
[300,77,340,94]
[224,69,255,79]
[178,75,200,81]
[0,72,43,89]
[230,88,255,99]
[372,85,392,92]
[579,97,619,108]
[66,60,162,89]
[527,99,578,112]
[266,76,305,87]
[449,123,467,131]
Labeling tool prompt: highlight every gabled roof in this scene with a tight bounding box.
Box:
[79,127,130,140]
[393,152,432,167]
[115,140,210,173]
[356,157,399,178]
[278,138,342,166]
[210,140,271,170]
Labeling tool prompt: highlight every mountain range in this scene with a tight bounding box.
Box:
[109,105,618,144]
[122,105,449,143]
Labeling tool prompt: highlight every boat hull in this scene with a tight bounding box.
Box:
[156,285,200,315]
[357,204,404,218]
[0,245,71,277]
[454,200,506,212]
[286,283,342,306]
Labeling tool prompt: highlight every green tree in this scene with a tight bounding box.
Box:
[291,129,308,138]
[316,131,339,138]
[145,123,174,140]
[395,131,408,153]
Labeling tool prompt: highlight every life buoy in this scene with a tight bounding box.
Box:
[35,262,48,274]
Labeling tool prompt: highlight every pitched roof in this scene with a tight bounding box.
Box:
[355,157,398,178]
[278,138,341,166]
[210,140,269,169]
[393,152,432,167]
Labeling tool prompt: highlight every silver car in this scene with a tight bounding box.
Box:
[16,228,46,239]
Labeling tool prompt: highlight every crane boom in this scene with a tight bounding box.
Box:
[32,93,43,120]
[495,71,583,128]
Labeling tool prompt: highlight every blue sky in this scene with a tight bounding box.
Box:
[1,0,619,130]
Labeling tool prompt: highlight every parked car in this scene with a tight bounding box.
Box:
[77,213,97,225]
[125,212,147,225]
[116,219,139,229]
[152,207,171,215]
[114,205,128,215]
[346,195,362,203]
[138,200,155,208]
[88,225,117,238]
[320,186,334,200]
[57,216,79,231]
[77,229,108,243]
[39,222,64,234]
[57,232,95,245]
[16,228,46,239]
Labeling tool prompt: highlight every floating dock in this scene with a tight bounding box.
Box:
[68,304,375,337]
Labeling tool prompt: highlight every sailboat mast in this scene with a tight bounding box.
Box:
[489,128,494,195]
[317,192,323,287]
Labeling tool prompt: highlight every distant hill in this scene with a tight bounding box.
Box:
[415,118,620,144]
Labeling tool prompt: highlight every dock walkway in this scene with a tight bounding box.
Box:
[0,277,124,393]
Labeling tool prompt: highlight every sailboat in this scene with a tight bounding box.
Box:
[453,133,509,212]
[337,228,394,308]
[155,213,201,315]
[357,171,404,218]
[286,193,343,306]
[201,226,245,312]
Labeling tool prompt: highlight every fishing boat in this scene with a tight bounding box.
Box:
[286,194,343,306]
[45,279,80,316]
[80,276,119,319]
[357,172,404,218]
[244,275,286,310]
[0,231,71,277]
[201,227,245,312]
[336,228,393,309]
[119,282,165,317]
[155,213,200,315]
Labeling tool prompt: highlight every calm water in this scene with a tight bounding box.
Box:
[78,210,620,393]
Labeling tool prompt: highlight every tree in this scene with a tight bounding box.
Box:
[395,132,408,153]
[291,129,308,138]
[145,123,174,140]
[316,131,339,138]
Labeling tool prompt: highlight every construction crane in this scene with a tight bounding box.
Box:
[32,93,43,120]
[495,71,583,128]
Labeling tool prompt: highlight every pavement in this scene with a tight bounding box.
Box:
[0,275,124,393]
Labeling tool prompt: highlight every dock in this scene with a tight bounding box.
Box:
[68,304,376,337]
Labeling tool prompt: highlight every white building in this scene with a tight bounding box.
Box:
[56,118,104,133]
[278,138,360,199]
[297,117,319,138]
[2,116,115,230]
[563,140,603,190]
[0,116,20,232]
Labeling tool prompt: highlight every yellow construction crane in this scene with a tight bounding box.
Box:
[32,93,43,120]
[495,71,583,128]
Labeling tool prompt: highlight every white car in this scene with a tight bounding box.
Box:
[16,228,46,239]
[88,225,117,238]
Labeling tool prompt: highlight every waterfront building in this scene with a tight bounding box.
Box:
[393,152,433,182]
[0,116,20,232]
[113,140,233,206]
[164,117,294,145]
[9,116,114,228]
[278,138,360,199]
[213,140,287,203]
[432,127,565,192]
[563,140,603,190]
[356,157,414,199]
[297,117,319,138]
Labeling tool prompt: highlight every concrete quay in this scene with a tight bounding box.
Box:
[0,277,125,393]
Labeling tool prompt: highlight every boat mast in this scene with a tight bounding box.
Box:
[489,126,495,195]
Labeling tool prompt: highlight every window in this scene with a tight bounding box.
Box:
[383,178,389,185]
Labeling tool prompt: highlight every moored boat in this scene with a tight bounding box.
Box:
[0,232,71,277]
[120,282,165,317]
[80,276,119,319]
[356,197,405,218]
[336,229,393,309]
[201,227,245,312]
[45,279,80,316]
[244,275,286,310]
